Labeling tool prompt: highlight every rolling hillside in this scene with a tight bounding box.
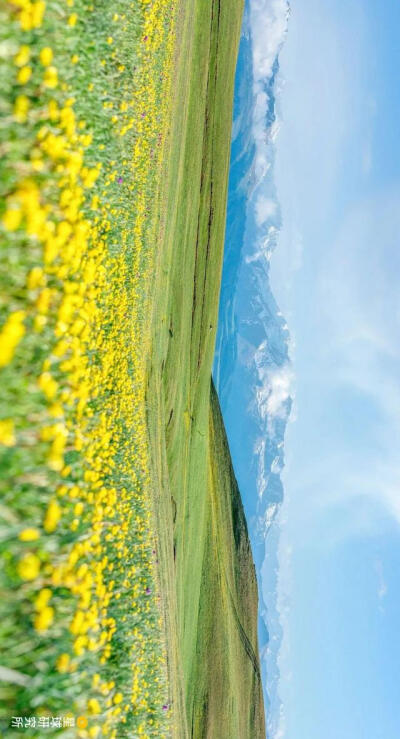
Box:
[147,0,266,735]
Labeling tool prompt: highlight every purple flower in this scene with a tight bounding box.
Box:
[118,177,123,184]
[146,587,151,594]
[162,705,169,712]
[144,36,148,42]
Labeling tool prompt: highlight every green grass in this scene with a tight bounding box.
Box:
[0,0,265,734]
[147,0,266,735]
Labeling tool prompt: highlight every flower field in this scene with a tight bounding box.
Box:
[0,0,177,736]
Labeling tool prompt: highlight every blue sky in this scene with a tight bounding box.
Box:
[271,0,400,737]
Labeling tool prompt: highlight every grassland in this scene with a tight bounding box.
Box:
[0,1,176,736]
[0,0,265,736]
[147,0,266,735]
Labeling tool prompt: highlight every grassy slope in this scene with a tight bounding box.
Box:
[147,0,265,736]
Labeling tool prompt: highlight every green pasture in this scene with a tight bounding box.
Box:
[147,0,266,736]
[0,0,265,735]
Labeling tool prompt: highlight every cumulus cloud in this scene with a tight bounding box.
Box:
[254,357,294,422]
[265,364,293,418]
[255,195,278,225]
[249,0,289,180]
[250,0,290,84]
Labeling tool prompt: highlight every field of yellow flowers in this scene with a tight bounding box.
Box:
[0,0,177,736]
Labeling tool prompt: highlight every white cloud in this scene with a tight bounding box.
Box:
[253,353,294,423]
[249,0,289,180]
[250,0,290,84]
[255,195,277,225]
[265,364,293,418]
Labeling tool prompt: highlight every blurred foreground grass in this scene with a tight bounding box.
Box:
[0,1,177,736]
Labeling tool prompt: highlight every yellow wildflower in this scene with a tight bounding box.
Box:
[36,287,52,314]
[18,553,40,581]
[48,99,59,121]
[27,267,45,290]
[74,501,84,516]
[56,653,71,673]
[92,673,100,688]
[2,207,22,231]
[14,46,30,67]
[14,95,30,123]
[31,1,46,28]
[17,66,32,85]
[34,315,47,332]
[19,11,33,32]
[0,311,26,367]
[34,606,54,632]
[19,528,40,542]
[0,419,15,447]
[43,500,61,533]
[34,588,52,610]
[38,372,58,400]
[87,698,101,715]
[73,635,88,656]
[43,66,58,89]
[49,403,63,418]
[39,47,53,66]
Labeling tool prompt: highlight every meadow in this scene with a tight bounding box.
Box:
[1,0,264,737]
[1,1,176,736]
[147,0,265,735]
